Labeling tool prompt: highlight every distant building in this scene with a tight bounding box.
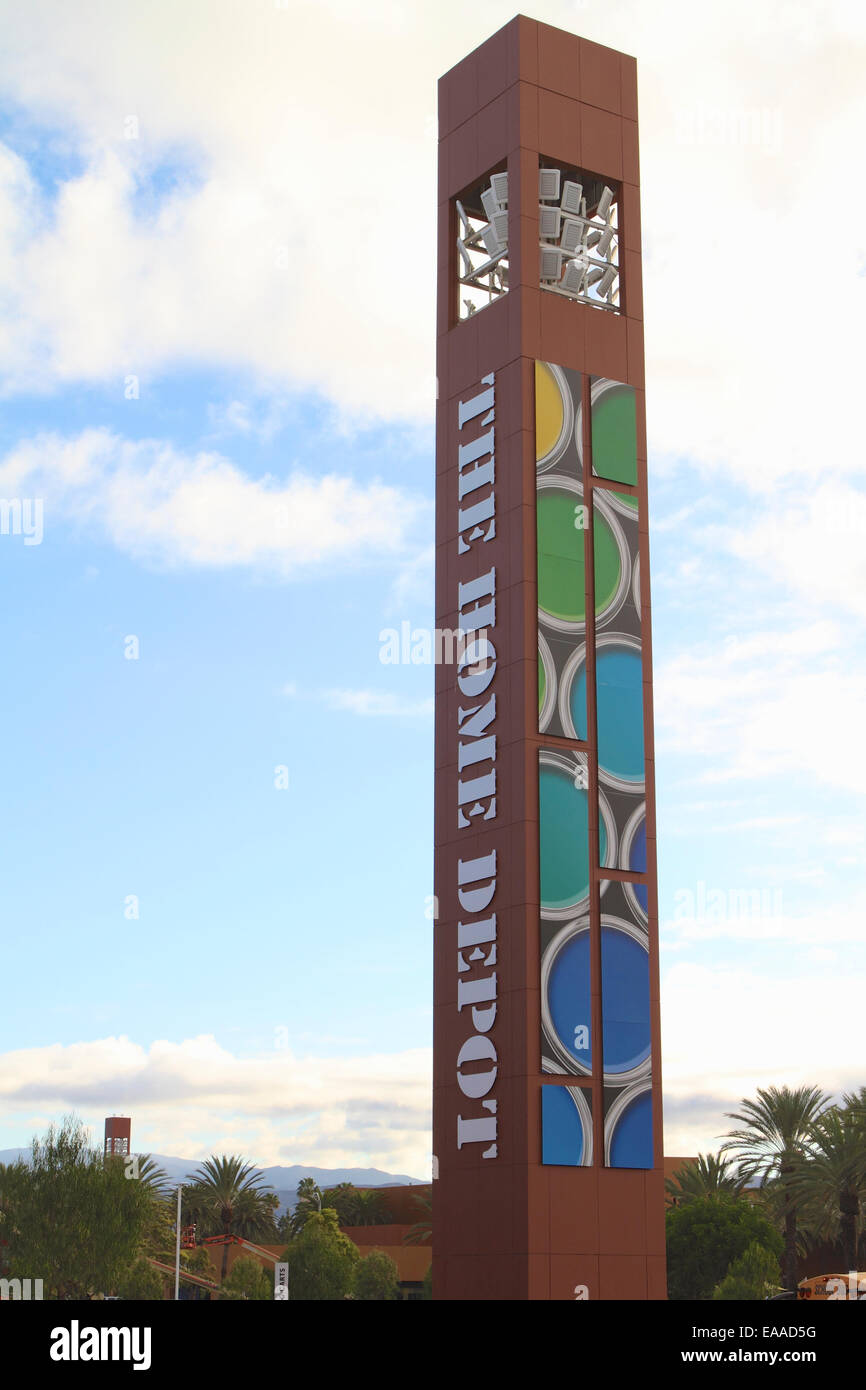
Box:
[169,1184,433,1300]
[340,1184,432,1300]
[104,1116,131,1157]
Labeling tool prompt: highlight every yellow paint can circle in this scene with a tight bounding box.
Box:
[535,361,565,463]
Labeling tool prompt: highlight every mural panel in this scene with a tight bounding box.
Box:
[600,878,653,1169]
[535,363,654,1172]
[593,488,645,867]
[590,376,638,486]
[539,748,594,1076]
[542,1084,593,1167]
[536,361,585,740]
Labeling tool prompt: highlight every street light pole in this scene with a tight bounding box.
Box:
[174,1185,182,1301]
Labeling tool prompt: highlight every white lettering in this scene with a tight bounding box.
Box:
[452,373,501,1158]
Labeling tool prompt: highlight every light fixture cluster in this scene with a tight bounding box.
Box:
[456,171,509,318]
[455,166,620,319]
[538,168,620,310]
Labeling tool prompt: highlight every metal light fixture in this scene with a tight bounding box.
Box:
[540,245,564,281]
[561,180,584,216]
[596,185,614,220]
[561,257,589,296]
[481,223,501,257]
[539,205,561,242]
[596,264,618,297]
[539,167,561,202]
[596,225,614,258]
[560,216,587,255]
[457,237,474,278]
[490,171,508,206]
[481,187,499,222]
[456,173,512,318]
[531,163,621,313]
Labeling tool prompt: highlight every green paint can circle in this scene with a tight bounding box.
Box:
[537,485,585,626]
[591,380,638,488]
[537,479,629,632]
[539,752,593,914]
[539,749,616,918]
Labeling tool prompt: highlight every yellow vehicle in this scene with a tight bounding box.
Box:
[797,1272,866,1300]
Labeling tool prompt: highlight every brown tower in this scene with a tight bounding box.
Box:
[433,16,665,1300]
[104,1115,131,1157]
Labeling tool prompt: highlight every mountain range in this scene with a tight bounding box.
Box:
[0,1150,425,1213]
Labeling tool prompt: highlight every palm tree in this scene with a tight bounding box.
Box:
[351,1188,387,1226]
[843,1087,866,1265]
[289,1177,323,1236]
[721,1084,828,1293]
[184,1156,276,1280]
[789,1100,866,1271]
[321,1182,359,1225]
[404,1191,432,1245]
[133,1154,170,1198]
[665,1152,746,1205]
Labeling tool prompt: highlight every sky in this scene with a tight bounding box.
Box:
[0,0,865,1179]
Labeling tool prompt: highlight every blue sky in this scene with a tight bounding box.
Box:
[0,0,864,1175]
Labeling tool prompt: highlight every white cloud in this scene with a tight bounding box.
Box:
[385,544,435,619]
[727,481,866,619]
[4,966,862,1171]
[663,902,866,946]
[662,961,865,1155]
[0,0,864,1177]
[710,815,804,833]
[0,4,441,422]
[0,0,861,462]
[0,428,425,573]
[204,395,290,444]
[0,1034,432,1175]
[655,620,866,792]
[323,688,434,718]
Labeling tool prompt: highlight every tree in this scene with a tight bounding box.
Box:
[351,1188,387,1226]
[219,1255,272,1301]
[0,1161,19,1276]
[666,1195,783,1301]
[315,1184,389,1228]
[289,1176,324,1236]
[721,1084,827,1293]
[789,1101,866,1271]
[404,1190,432,1245]
[129,1154,171,1199]
[2,1115,157,1300]
[183,1156,276,1281]
[137,1193,179,1263]
[284,1208,359,1300]
[321,1182,359,1225]
[353,1249,401,1300]
[180,1245,215,1280]
[116,1258,166,1302]
[421,1264,433,1300]
[665,1153,745,1206]
[713,1241,781,1301]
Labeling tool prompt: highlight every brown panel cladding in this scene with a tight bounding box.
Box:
[434,15,664,1300]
